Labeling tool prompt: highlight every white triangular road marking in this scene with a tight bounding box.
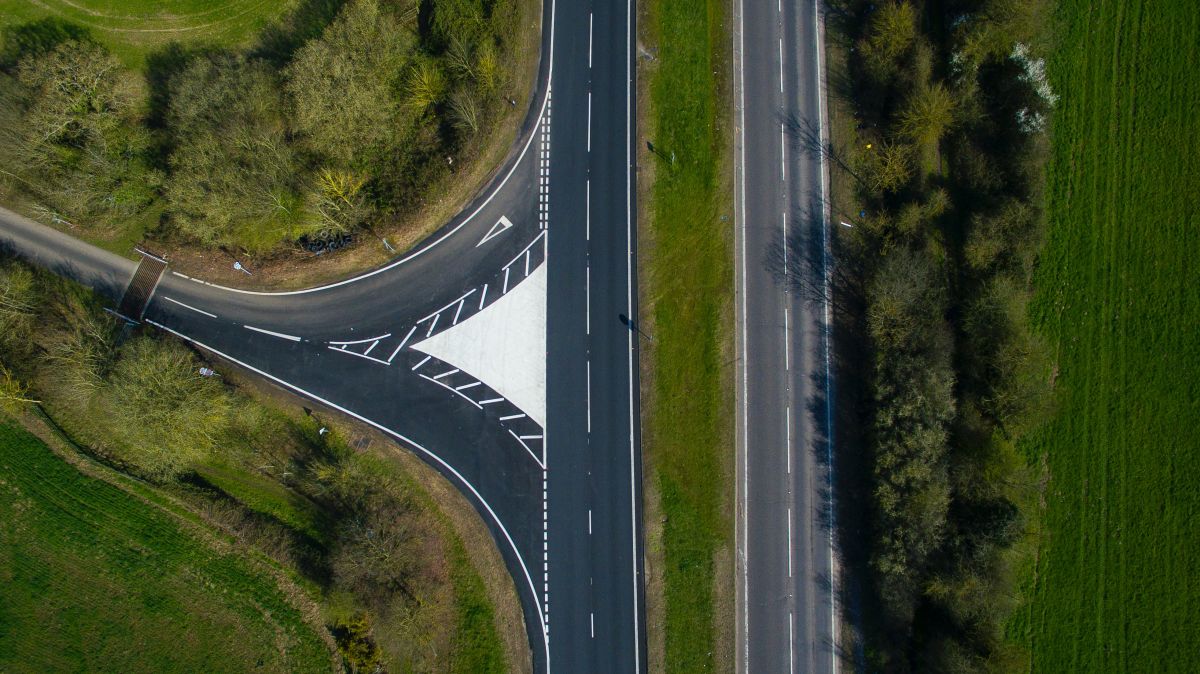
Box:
[477,215,515,247]
[412,263,546,427]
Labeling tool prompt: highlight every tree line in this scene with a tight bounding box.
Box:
[0,0,524,253]
[824,0,1055,670]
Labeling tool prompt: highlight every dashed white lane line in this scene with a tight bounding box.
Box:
[162,295,216,318]
[591,612,595,638]
[586,266,591,335]
[780,123,787,179]
[586,179,591,241]
[586,360,592,433]
[587,91,592,152]
[588,509,593,534]
[588,12,594,69]
[784,306,790,371]
[787,507,793,578]
[779,38,785,92]
[786,408,792,475]
[244,325,300,342]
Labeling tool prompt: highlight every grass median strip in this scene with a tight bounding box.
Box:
[640,0,733,669]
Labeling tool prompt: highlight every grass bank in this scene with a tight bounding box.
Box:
[638,0,734,669]
[1010,0,1200,669]
[0,419,333,672]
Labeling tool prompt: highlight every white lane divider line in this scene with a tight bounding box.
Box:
[591,612,595,639]
[411,355,431,371]
[388,326,418,363]
[244,325,300,342]
[787,507,793,578]
[162,296,217,318]
[586,360,592,433]
[588,509,592,535]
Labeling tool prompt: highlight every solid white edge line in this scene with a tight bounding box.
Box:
[244,325,300,342]
[814,0,838,670]
[626,0,642,666]
[736,0,751,666]
[162,295,217,318]
[509,429,546,469]
[144,319,548,644]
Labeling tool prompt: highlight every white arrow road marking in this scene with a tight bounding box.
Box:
[477,215,515,247]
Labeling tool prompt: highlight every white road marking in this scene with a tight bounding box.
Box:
[780,123,786,179]
[589,12,594,69]
[786,408,792,474]
[520,434,543,440]
[587,360,592,433]
[587,91,592,152]
[411,355,431,371]
[244,325,300,342]
[419,289,478,324]
[784,306,790,371]
[327,346,390,365]
[525,249,531,277]
[363,340,379,356]
[433,368,459,380]
[456,381,482,391]
[779,38,785,92]
[161,295,216,318]
[591,612,595,638]
[509,429,545,469]
[388,326,418,362]
[426,313,440,337]
[500,413,527,421]
[586,265,591,335]
[789,612,795,674]
[787,507,793,577]
[479,397,505,405]
[477,215,515,247]
[330,333,391,346]
[419,373,482,409]
[480,283,489,310]
[625,0,643,665]
[588,509,593,534]
[735,0,751,666]
[503,267,511,294]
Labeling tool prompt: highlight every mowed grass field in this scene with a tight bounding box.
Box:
[1011,0,1200,670]
[0,0,288,66]
[0,422,332,672]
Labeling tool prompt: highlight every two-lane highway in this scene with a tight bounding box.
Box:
[734,0,838,672]
[0,0,645,670]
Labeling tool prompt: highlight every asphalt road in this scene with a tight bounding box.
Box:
[0,0,645,670]
[733,0,838,672]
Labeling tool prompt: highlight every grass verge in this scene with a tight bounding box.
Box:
[1010,1,1200,669]
[0,418,332,672]
[638,0,734,670]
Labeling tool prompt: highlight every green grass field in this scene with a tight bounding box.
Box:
[0,0,287,67]
[643,0,732,669]
[1011,0,1200,670]
[0,421,332,672]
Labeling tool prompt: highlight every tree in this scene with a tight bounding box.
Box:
[286,0,416,166]
[4,40,158,223]
[166,53,314,247]
[104,337,231,480]
[858,2,917,83]
[898,82,955,150]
